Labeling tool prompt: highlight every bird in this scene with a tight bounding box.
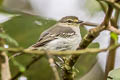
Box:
[29,16,83,51]
[9,16,83,60]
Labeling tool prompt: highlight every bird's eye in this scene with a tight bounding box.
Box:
[67,20,73,23]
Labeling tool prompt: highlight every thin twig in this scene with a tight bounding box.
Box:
[97,0,107,13]
[11,55,43,80]
[0,51,11,80]
[81,21,99,27]
[97,1,120,35]
[0,27,11,80]
[62,3,114,80]
[0,44,120,55]
[104,9,120,80]
[102,4,113,26]
[107,26,120,35]
[104,39,116,80]
[103,0,120,9]
[46,52,60,80]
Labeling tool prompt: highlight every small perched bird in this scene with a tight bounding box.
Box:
[9,16,83,60]
[29,16,83,51]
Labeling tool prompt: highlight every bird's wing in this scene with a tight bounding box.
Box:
[31,25,76,48]
[32,33,58,47]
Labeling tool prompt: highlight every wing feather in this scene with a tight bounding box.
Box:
[31,24,76,48]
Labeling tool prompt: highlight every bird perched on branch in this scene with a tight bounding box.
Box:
[29,16,83,51]
[9,16,83,60]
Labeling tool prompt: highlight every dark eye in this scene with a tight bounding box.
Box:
[67,20,73,23]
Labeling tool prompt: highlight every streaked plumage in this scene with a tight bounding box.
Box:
[29,16,82,51]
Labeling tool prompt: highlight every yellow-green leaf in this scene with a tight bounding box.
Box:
[0,33,19,46]
[110,32,118,44]
[11,58,26,72]
[107,68,120,80]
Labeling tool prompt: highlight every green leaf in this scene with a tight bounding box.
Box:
[11,58,26,72]
[2,13,56,48]
[80,26,88,38]
[2,14,56,80]
[107,68,120,80]
[0,47,4,50]
[0,33,19,46]
[88,42,100,48]
[110,32,118,44]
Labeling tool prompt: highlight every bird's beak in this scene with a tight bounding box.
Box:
[77,20,83,24]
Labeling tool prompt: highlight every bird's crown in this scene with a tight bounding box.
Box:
[59,16,83,24]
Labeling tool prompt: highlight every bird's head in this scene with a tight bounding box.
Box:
[59,16,83,27]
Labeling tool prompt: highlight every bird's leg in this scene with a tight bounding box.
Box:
[57,56,65,63]
[55,56,69,70]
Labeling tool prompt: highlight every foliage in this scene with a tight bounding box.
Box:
[11,58,26,72]
[0,33,18,46]
[80,26,88,38]
[110,32,118,44]
[107,68,120,80]
[1,12,56,80]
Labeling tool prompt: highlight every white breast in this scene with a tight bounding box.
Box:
[45,27,81,51]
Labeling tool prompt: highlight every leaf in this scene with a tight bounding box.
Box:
[2,14,57,79]
[88,42,100,48]
[110,32,118,44]
[2,13,56,48]
[80,26,88,38]
[107,68,120,80]
[0,33,19,46]
[11,58,26,72]
[0,12,20,24]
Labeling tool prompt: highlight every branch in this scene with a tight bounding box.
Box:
[0,27,11,80]
[1,44,119,80]
[0,52,11,80]
[3,45,120,80]
[46,52,60,80]
[0,44,120,55]
[97,1,107,13]
[107,26,120,35]
[104,8,120,80]
[11,55,43,80]
[81,21,99,27]
[62,3,113,80]
[102,4,113,26]
[97,1,120,35]
[103,0,120,9]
